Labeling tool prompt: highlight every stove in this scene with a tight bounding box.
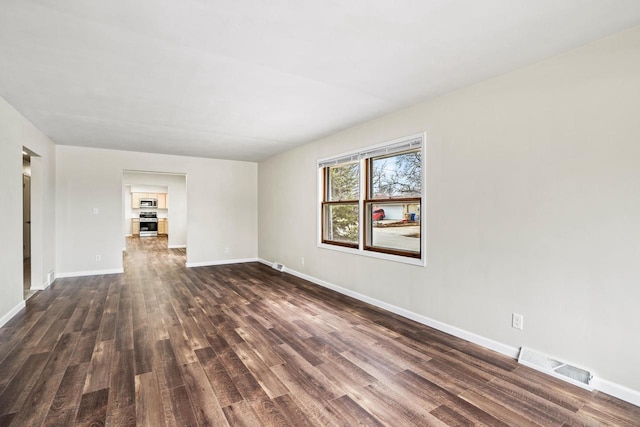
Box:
[139,212,158,237]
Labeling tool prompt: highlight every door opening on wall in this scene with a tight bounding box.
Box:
[122,170,188,258]
[22,149,34,300]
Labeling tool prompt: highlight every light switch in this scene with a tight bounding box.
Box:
[93,208,99,214]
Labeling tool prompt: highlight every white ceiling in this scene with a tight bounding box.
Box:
[1,1,640,161]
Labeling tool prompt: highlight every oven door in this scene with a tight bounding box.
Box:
[139,220,158,237]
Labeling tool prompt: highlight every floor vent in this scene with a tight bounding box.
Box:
[272,262,285,272]
[518,347,593,390]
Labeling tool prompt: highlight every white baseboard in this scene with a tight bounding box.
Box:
[258,258,274,270]
[168,244,187,249]
[258,259,273,267]
[0,300,26,328]
[186,257,258,268]
[56,268,124,278]
[31,270,55,291]
[257,258,640,407]
[262,259,518,358]
[592,377,640,407]
[32,280,51,291]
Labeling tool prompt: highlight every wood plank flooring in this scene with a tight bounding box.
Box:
[0,236,638,426]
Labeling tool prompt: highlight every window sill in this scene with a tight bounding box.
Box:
[317,242,426,267]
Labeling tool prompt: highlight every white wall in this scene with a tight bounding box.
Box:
[123,171,187,247]
[124,185,132,235]
[56,146,257,275]
[0,96,56,323]
[130,185,168,193]
[258,27,640,392]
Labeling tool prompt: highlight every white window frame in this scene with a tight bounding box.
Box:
[317,133,426,267]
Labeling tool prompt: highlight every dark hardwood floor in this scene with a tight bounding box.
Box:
[0,236,638,426]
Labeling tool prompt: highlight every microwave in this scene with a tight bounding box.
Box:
[140,198,158,208]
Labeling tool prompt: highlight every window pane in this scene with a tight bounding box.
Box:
[371,150,421,199]
[367,202,420,254]
[328,163,359,201]
[323,204,359,244]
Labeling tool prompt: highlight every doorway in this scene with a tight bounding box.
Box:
[122,170,188,253]
[22,151,33,299]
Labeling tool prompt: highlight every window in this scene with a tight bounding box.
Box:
[321,162,359,247]
[319,134,424,263]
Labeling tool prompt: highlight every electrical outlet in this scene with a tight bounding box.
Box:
[301,257,305,265]
[95,254,101,262]
[224,247,230,254]
[512,313,524,330]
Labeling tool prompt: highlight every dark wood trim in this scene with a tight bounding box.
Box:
[321,167,327,244]
[321,156,423,259]
[364,197,422,259]
[320,239,359,249]
[320,201,360,247]
[321,200,360,206]
[363,158,371,249]
[322,166,328,201]
[364,197,422,204]
[363,244,421,258]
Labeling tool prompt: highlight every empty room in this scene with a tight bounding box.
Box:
[1,1,639,426]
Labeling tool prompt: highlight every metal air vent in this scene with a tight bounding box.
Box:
[518,347,593,390]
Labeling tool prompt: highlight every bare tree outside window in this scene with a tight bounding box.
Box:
[372,151,421,199]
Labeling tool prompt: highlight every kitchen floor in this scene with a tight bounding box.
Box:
[125,235,176,256]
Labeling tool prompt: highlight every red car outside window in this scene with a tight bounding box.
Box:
[372,208,385,221]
